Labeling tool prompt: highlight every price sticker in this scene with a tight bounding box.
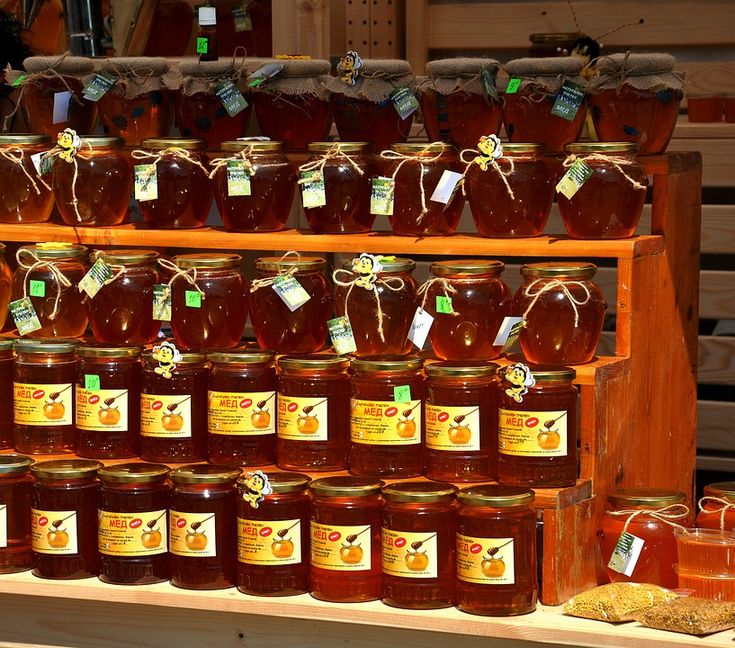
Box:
[196,37,209,54]
[505,78,522,94]
[84,374,101,390]
[29,280,45,298]
[435,296,453,314]
[185,290,202,308]
[393,385,412,402]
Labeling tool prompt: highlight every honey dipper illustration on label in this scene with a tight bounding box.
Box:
[185,515,214,551]
[447,408,479,445]
[271,521,300,558]
[141,511,166,549]
[481,539,513,577]
[537,412,566,450]
[396,401,420,438]
[43,385,71,420]
[162,396,190,431]
[340,526,370,564]
[251,393,275,429]
[47,513,75,548]
[97,391,126,426]
[405,534,435,571]
[297,398,327,434]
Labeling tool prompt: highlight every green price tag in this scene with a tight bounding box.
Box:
[389,87,420,120]
[78,258,113,299]
[327,316,357,355]
[555,159,594,199]
[11,74,27,87]
[29,280,45,298]
[506,77,522,94]
[393,385,412,402]
[436,295,453,314]
[272,275,311,312]
[8,297,42,336]
[299,171,327,209]
[84,374,101,390]
[196,37,209,54]
[185,290,202,308]
[227,160,252,196]
[152,284,172,321]
[370,176,394,216]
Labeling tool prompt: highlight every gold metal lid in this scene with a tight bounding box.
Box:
[499,143,543,154]
[31,459,103,480]
[142,349,207,365]
[80,136,124,149]
[0,454,34,475]
[14,338,78,354]
[143,137,206,151]
[351,357,423,372]
[172,253,242,269]
[22,243,88,260]
[458,484,535,507]
[565,142,639,154]
[501,364,576,383]
[76,345,142,359]
[97,249,159,265]
[98,462,170,483]
[426,361,498,379]
[308,142,369,153]
[0,337,15,351]
[256,255,326,272]
[382,481,457,503]
[221,140,284,152]
[521,262,597,279]
[278,354,350,371]
[208,349,276,365]
[431,259,504,277]
[170,464,241,485]
[704,482,735,500]
[391,142,453,154]
[0,134,51,145]
[608,488,687,508]
[238,472,311,494]
[310,476,384,497]
[341,257,416,273]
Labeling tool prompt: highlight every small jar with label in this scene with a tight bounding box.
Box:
[98,463,171,585]
[208,350,277,466]
[30,459,102,579]
[456,485,538,616]
[382,482,458,609]
[75,345,141,460]
[463,143,555,238]
[0,339,14,449]
[350,357,425,478]
[140,349,208,463]
[599,489,690,589]
[300,142,376,234]
[249,256,333,354]
[0,245,11,331]
[277,355,350,472]
[169,464,241,590]
[310,476,384,602]
[86,249,162,345]
[52,137,132,227]
[11,244,89,338]
[237,472,311,596]
[134,138,213,229]
[0,134,54,224]
[334,256,418,357]
[165,253,249,351]
[0,454,34,573]
[497,364,578,488]
[697,483,735,531]
[419,260,512,360]
[513,262,607,365]
[377,143,465,237]
[558,143,648,239]
[425,362,498,483]
[14,338,78,454]
[211,140,295,232]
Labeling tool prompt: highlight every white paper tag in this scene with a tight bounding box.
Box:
[272,275,311,312]
[52,91,73,124]
[430,170,464,205]
[30,152,44,176]
[493,317,525,346]
[607,532,645,577]
[407,307,434,349]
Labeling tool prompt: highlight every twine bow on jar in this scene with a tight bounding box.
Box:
[607,504,690,535]
[459,147,516,199]
[0,146,46,195]
[249,251,302,292]
[40,136,95,223]
[131,147,210,176]
[697,497,735,531]
[561,153,647,191]
[16,248,72,321]
[522,278,591,328]
[417,278,459,316]
[157,258,206,302]
[208,144,256,180]
[297,142,365,183]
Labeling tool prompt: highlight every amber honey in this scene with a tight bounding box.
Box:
[676,528,735,577]
[20,76,97,139]
[175,93,252,149]
[0,135,54,224]
[253,95,332,152]
[331,96,410,151]
[697,482,735,531]
[0,339,13,449]
[98,91,173,146]
[0,454,34,573]
[0,245,11,331]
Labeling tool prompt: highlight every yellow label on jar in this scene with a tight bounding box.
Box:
[498,408,568,457]
[237,517,302,565]
[98,509,167,556]
[277,395,328,442]
[208,390,276,436]
[425,404,480,452]
[310,522,372,571]
[169,510,217,558]
[76,387,128,432]
[456,534,515,585]
[350,399,421,446]
[31,509,78,555]
[382,529,438,579]
[140,394,192,438]
[14,383,73,426]
[0,505,6,548]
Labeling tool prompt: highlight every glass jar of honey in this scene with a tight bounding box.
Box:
[419,260,511,360]
[382,482,458,609]
[513,263,607,365]
[497,364,578,488]
[251,59,332,151]
[277,355,350,472]
[96,58,173,146]
[425,362,498,483]
[165,253,248,351]
[350,357,425,478]
[208,350,277,467]
[98,463,171,585]
[75,345,141,460]
[588,53,684,154]
[463,143,554,238]
[30,459,102,579]
[237,471,311,596]
[140,348,208,463]
[0,454,34,573]
[599,489,691,589]
[134,138,213,229]
[456,485,538,616]
[420,58,503,150]
[698,483,735,531]
[12,244,89,338]
[558,143,648,239]
[0,134,54,224]
[528,33,584,57]
[502,57,587,153]
[211,140,295,232]
[378,143,465,236]
[249,255,333,354]
[310,476,384,602]
[169,464,240,590]
[14,339,78,455]
[52,137,132,227]
[300,142,376,234]
[86,249,162,345]
[0,245,11,331]
[334,256,417,357]
[0,339,14,449]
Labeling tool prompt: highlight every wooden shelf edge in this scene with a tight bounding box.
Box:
[496,356,630,386]
[0,573,728,648]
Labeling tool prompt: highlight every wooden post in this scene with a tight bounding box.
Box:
[405,0,428,72]
[272,0,330,58]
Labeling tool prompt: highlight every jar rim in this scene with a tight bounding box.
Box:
[98,462,170,483]
[0,454,34,475]
[521,262,597,279]
[501,363,576,383]
[278,354,350,371]
[390,142,454,154]
[171,253,242,269]
[351,357,424,372]
[256,256,326,271]
[341,257,416,273]
[21,243,88,260]
[170,464,241,484]
[77,344,142,359]
[0,133,52,145]
[430,259,505,276]
[704,482,735,500]
[608,488,687,508]
[220,140,284,152]
[14,338,78,354]
[80,136,124,149]
[382,481,457,503]
[143,137,206,151]
[0,337,14,351]
[458,485,535,507]
[208,350,276,365]
[426,361,498,379]
[500,143,544,153]
[308,142,370,153]
[31,459,103,480]
[97,249,159,265]
[238,472,311,494]
[310,476,384,497]
[142,349,207,365]
[565,142,639,154]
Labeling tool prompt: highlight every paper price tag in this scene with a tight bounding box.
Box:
[8,297,42,336]
[215,80,248,117]
[328,316,357,355]
[11,74,27,87]
[481,67,500,102]
[389,87,420,120]
[551,81,586,121]
[29,280,45,298]
[555,159,594,199]
[272,275,311,312]
[435,295,453,314]
[406,306,434,350]
[232,5,252,31]
[227,160,252,196]
[393,385,412,402]
[52,91,73,124]
[493,316,525,352]
[430,170,463,205]
[134,164,158,201]
[82,72,117,102]
[185,290,202,308]
[84,374,101,390]
[607,532,645,577]
[78,258,113,299]
[300,171,327,208]
[370,176,394,216]
[196,37,209,54]
[505,78,522,94]
[152,284,172,321]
